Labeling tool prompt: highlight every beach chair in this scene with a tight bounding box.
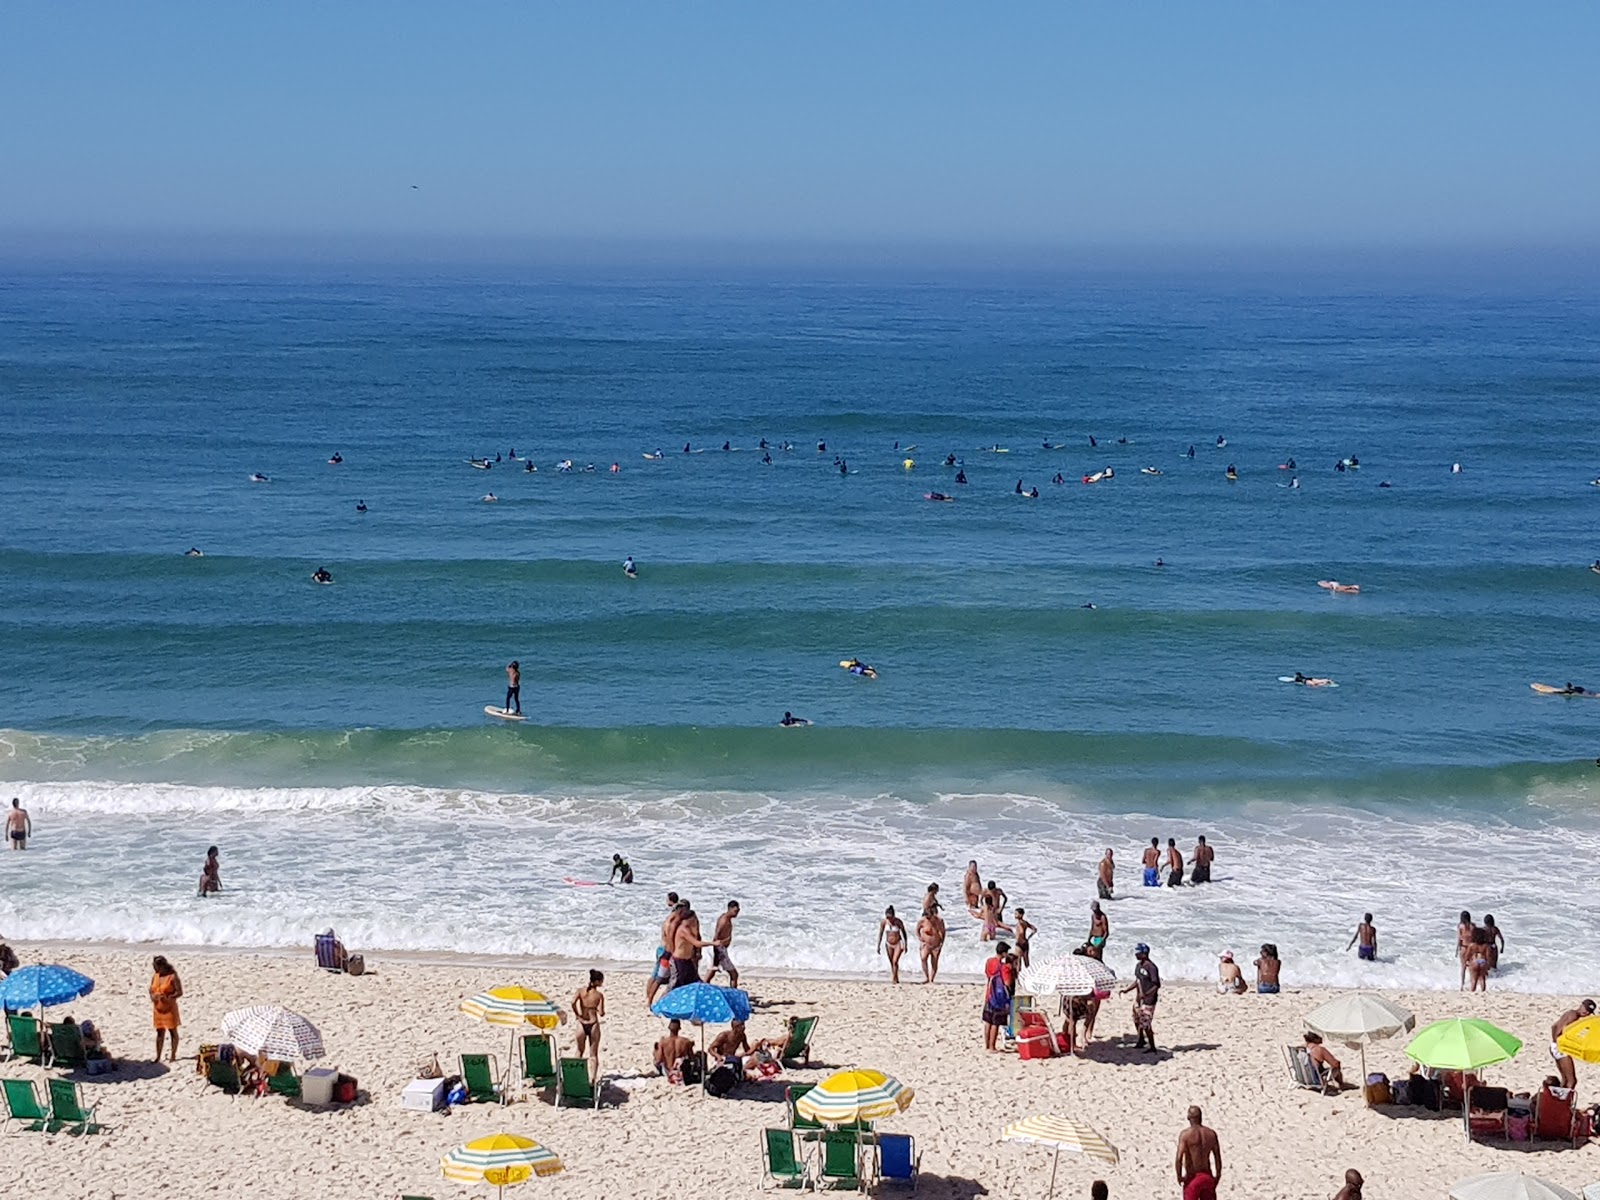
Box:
[1468,1086,1509,1140]
[5,1014,45,1065]
[519,1033,557,1092]
[1283,1045,1332,1095]
[555,1056,598,1109]
[46,1079,102,1135]
[760,1127,809,1190]
[786,1083,824,1140]
[266,1064,302,1098]
[876,1133,919,1191]
[2,1078,50,1132]
[314,930,347,973]
[458,1054,501,1105]
[817,1130,864,1191]
[47,1022,87,1070]
[1536,1083,1577,1144]
[781,1015,818,1067]
[208,1059,243,1094]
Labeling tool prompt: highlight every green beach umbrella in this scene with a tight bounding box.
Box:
[1404,1018,1521,1071]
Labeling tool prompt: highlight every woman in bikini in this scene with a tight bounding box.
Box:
[1012,907,1037,968]
[1466,928,1492,992]
[572,969,606,1077]
[1456,911,1476,990]
[877,906,908,984]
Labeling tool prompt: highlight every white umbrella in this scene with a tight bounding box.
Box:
[1002,1114,1118,1200]
[1304,993,1415,1104]
[1018,955,1116,998]
[220,1005,325,1060]
[1449,1172,1579,1200]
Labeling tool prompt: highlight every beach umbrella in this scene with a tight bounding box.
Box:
[1304,992,1415,1104]
[1448,1171,1579,1200]
[649,984,751,1091]
[1406,1018,1521,1140]
[1018,956,1117,998]
[441,1132,563,1197]
[1555,1015,1600,1063]
[459,987,562,1029]
[1002,1114,1119,1200]
[0,964,94,1012]
[220,1005,325,1060]
[795,1068,914,1124]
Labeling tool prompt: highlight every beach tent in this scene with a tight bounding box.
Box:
[1448,1171,1579,1200]
[1303,993,1415,1104]
[1001,1113,1118,1200]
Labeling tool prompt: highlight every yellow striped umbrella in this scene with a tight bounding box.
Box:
[459,987,562,1029]
[441,1133,563,1197]
[794,1069,914,1124]
[1556,1016,1600,1064]
[1002,1114,1119,1200]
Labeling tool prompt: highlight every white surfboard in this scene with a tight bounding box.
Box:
[484,706,526,721]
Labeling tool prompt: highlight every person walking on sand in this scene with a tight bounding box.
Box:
[1087,901,1109,960]
[1142,838,1161,887]
[1348,913,1378,961]
[1122,943,1161,1052]
[1190,835,1214,884]
[702,901,740,989]
[198,845,221,897]
[503,660,521,716]
[878,906,908,982]
[150,955,183,1062]
[981,941,1016,1052]
[1175,1106,1222,1200]
[7,799,31,850]
[1097,848,1114,899]
[917,908,945,983]
[572,969,605,1079]
[671,906,709,989]
[646,894,682,1006]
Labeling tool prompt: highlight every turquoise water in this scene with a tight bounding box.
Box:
[2,262,1599,990]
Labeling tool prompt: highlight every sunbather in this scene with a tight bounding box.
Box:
[708,1020,751,1069]
[1304,1033,1346,1088]
[652,1019,693,1076]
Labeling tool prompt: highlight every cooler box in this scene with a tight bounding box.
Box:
[1017,1029,1054,1060]
[403,1078,444,1112]
[301,1066,339,1106]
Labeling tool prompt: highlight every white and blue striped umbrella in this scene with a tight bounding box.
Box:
[0,965,94,1012]
[649,983,750,1024]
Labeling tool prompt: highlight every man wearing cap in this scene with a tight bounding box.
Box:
[1551,998,1596,1089]
[1217,950,1246,994]
[1122,943,1161,1052]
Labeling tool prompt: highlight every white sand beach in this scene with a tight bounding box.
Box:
[0,946,1595,1200]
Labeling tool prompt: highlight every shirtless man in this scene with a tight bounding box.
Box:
[707,1019,751,1065]
[504,660,521,716]
[1097,849,1114,899]
[1086,901,1109,960]
[1347,913,1378,961]
[1165,838,1185,887]
[1303,1032,1346,1088]
[7,799,31,851]
[572,969,605,1077]
[702,901,740,988]
[1175,1106,1222,1200]
[1141,838,1161,887]
[670,907,708,990]
[877,906,908,983]
[962,861,982,911]
[978,880,1011,937]
[1551,998,1596,1089]
[646,894,682,1006]
[1190,835,1214,884]
[653,1018,694,1075]
[1333,1169,1364,1200]
[917,909,946,983]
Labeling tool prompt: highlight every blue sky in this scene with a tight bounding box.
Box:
[4,2,1597,253]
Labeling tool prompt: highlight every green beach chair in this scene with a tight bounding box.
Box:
[781,1015,817,1067]
[5,1014,45,1064]
[207,1059,243,1094]
[818,1130,863,1191]
[2,1078,50,1132]
[46,1079,102,1135]
[458,1053,501,1104]
[555,1056,597,1109]
[519,1033,557,1092]
[48,1022,87,1070]
[760,1127,809,1189]
[786,1083,824,1140]
[266,1066,301,1098]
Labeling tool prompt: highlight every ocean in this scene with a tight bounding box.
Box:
[2,259,1599,992]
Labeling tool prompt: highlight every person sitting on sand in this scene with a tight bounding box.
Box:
[0,940,18,976]
[1217,951,1247,995]
[707,1019,751,1068]
[654,1019,694,1077]
[1254,944,1281,994]
[1333,1169,1363,1200]
[198,845,221,897]
[1304,1032,1347,1088]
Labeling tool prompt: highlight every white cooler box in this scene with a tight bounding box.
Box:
[402,1078,445,1112]
[301,1066,339,1106]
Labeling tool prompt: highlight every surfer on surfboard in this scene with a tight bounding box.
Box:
[504,660,521,716]
[780,711,812,727]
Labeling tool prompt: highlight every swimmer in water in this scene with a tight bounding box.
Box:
[1187,445,1195,458]
[1155,557,1165,567]
[722,441,731,451]
[1088,435,1097,448]
[482,492,498,502]
[1080,602,1097,609]
[623,556,638,578]
[682,443,691,454]
[1015,479,1024,494]
[955,469,967,484]
[185,547,204,557]
[817,440,827,453]
[762,452,772,464]
[355,500,367,512]
[1216,436,1227,447]
[1028,486,1039,498]
[525,460,536,472]
[945,453,957,466]
[1225,465,1238,480]
[328,452,342,464]
[1053,473,1064,485]
[839,460,848,476]
[610,462,620,473]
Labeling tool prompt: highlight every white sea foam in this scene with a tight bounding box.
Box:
[2,780,1597,994]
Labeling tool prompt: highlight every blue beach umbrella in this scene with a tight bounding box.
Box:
[1,964,95,1012]
[650,984,751,1090]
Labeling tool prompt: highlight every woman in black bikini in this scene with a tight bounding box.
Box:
[572,970,606,1077]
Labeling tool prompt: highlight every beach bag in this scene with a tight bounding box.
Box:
[415,1052,441,1080]
[680,1052,705,1085]
[1409,1074,1441,1111]
[704,1064,738,1098]
[1389,1077,1411,1105]
[345,954,365,976]
[334,1075,357,1103]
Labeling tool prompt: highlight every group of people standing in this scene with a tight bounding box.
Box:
[644,893,742,1007]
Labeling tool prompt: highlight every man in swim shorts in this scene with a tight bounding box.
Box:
[1551,998,1596,1089]
[646,895,683,1006]
[1166,838,1184,887]
[963,860,982,911]
[7,799,31,851]
[671,907,708,989]
[1175,1106,1222,1200]
[1190,835,1213,884]
[1087,901,1109,960]
[703,901,740,988]
[504,660,521,715]
[1097,848,1114,899]
[1122,943,1161,1052]
[1347,913,1378,961]
[1141,838,1161,886]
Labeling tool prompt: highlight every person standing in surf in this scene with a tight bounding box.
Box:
[1191,835,1214,884]
[504,660,521,716]
[7,799,31,851]
[1097,848,1114,899]
[1141,838,1161,886]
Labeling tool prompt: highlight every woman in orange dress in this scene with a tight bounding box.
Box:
[150,955,183,1062]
